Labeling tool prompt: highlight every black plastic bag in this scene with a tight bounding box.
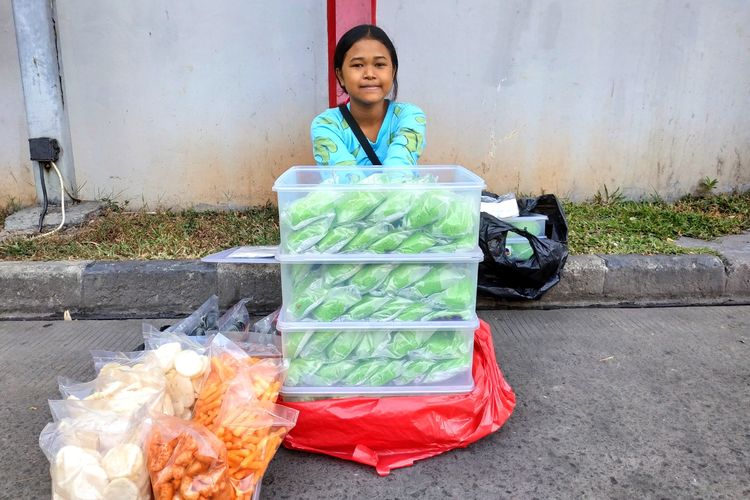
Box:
[478,193,568,300]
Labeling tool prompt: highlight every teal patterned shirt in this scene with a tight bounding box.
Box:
[310,101,426,169]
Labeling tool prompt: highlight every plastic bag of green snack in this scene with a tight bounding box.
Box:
[366,359,404,386]
[422,309,474,321]
[316,224,361,253]
[286,358,323,386]
[285,189,339,229]
[430,199,476,239]
[421,355,471,384]
[392,359,433,385]
[325,331,365,362]
[426,279,475,310]
[322,263,363,286]
[366,191,413,223]
[386,330,435,358]
[286,215,334,253]
[344,296,392,320]
[297,330,340,359]
[405,265,465,298]
[431,234,478,253]
[396,232,440,254]
[290,264,315,287]
[418,331,469,359]
[353,330,391,359]
[335,191,386,224]
[311,286,362,321]
[288,286,327,320]
[382,264,432,293]
[292,271,324,297]
[343,222,393,252]
[342,359,386,386]
[283,330,314,358]
[368,231,413,253]
[369,297,413,321]
[395,303,435,321]
[311,360,358,385]
[349,264,395,293]
[403,190,452,229]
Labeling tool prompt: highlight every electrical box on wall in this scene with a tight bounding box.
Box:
[29,137,60,162]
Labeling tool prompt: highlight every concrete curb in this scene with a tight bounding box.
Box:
[1,254,749,319]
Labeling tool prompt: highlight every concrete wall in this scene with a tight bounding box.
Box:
[4,1,749,208]
[55,0,327,208]
[0,3,36,207]
[379,0,750,200]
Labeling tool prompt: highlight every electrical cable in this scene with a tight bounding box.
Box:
[34,160,66,238]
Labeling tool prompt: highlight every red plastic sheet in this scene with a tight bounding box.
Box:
[280,320,516,475]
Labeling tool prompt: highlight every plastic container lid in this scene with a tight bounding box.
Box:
[275,246,484,264]
[277,311,480,332]
[273,165,486,192]
[280,377,475,398]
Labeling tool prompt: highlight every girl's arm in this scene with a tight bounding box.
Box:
[383,104,427,166]
[310,115,358,166]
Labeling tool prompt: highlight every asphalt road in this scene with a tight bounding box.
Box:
[2,306,748,499]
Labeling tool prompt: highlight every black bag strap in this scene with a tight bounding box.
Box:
[338,103,382,165]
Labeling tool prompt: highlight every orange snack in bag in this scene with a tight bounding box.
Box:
[146,416,231,500]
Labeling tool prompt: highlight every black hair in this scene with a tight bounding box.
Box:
[333,24,399,100]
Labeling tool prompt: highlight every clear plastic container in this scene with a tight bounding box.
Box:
[278,316,476,397]
[273,166,485,257]
[503,213,548,238]
[504,236,547,261]
[278,250,482,323]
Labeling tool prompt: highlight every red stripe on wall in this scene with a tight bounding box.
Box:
[327,0,377,108]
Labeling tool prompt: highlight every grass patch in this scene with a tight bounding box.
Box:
[0,192,748,260]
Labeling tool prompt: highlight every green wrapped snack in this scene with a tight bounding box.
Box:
[283,330,313,358]
[286,216,334,253]
[392,359,433,385]
[408,265,465,298]
[345,296,392,320]
[335,191,386,224]
[312,360,358,385]
[367,359,403,386]
[343,223,393,252]
[383,264,431,293]
[290,264,315,287]
[386,330,435,358]
[311,286,361,321]
[353,330,391,359]
[349,264,395,293]
[322,264,363,286]
[369,297,413,321]
[420,331,469,359]
[427,279,475,309]
[286,191,339,229]
[430,200,476,239]
[395,303,435,321]
[316,224,361,253]
[422,309,474,321]
[431,234,478,253]
[288,287,326,319]
[396,232,439,254]
[421,355,471,384]
[325,331,365,362]
[286,359,323,386]
[404,190,452,229]
[298,330,339,359]
[366,191,413,223]
[292,272,324,297]
[369,231,412,253]
[342,359,385,386]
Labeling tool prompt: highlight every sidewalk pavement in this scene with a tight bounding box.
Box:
[1,232,749,320]
[3,306,749,498]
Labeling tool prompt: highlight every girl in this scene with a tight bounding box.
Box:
[311,24,426,170]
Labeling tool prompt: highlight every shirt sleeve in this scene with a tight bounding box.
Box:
[383,104,427,166]
[310,114,358,166]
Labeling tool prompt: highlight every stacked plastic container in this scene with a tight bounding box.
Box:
[272,166,486,400]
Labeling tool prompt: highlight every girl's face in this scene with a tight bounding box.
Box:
[336,38,395,106]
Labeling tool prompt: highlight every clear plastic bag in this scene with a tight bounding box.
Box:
[315,224,361,253]
[310,286,362,322]
[166,295,220,337]
[285,215,334,253]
